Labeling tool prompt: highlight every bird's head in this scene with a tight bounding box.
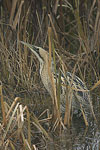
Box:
[20,41,51,74]
[20,41,49,62]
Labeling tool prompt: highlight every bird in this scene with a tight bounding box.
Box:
[60,72,92,117]
[20,41,93,120]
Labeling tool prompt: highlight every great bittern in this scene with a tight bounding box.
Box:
[20,41,92,118]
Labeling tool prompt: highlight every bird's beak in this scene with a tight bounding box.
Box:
[20,41,39,53]
[20,41,43,64]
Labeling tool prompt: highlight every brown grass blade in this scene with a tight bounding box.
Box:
[48,14,58,42]
[32,113,51,140]
[48,27,61,124]
[91,79,100,91]
[0,82,6,125]
[80,104,88,126]
[26,107,31,147]
[3,103,20,141]
[6,97,20,119]
[12,1,24,30]
[64,96,71,127]
[9,0,18,24]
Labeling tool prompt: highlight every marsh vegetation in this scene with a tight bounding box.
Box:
[0,0,100,149]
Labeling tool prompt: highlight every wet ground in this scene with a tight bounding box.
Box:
[46,95,100,150]
[5,89,100,150]
[29,92,100,150]
[47,120,99,150]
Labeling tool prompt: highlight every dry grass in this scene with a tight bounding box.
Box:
[0,0,100,92]
[0,84,51,149]
[0,0,100,149]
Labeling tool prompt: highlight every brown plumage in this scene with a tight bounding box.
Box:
[21,41,95,122]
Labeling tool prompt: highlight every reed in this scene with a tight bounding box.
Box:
[0,0,100,148]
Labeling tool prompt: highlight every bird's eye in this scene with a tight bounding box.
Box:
[32,46,39,52]
[36,48,39,51]
[36,48,39,53]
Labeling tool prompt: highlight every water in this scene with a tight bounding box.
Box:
[46,95,100,150]
[24,91,100,150]
[47,120,100,150]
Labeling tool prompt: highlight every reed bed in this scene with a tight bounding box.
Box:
[0,83,51,149]
[0,0,100,149]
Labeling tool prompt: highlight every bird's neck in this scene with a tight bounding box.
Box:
[40,57,53,75]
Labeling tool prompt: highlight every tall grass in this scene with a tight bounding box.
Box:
[0,85,50,149]
[0,0,100,148]
[0,0,100,92]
